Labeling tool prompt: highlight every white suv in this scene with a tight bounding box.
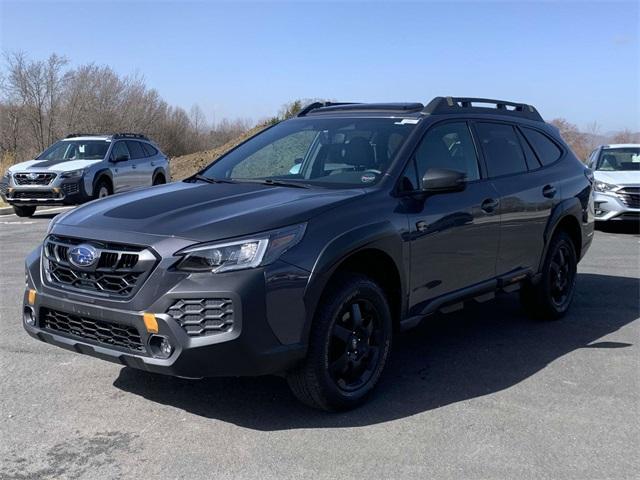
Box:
[587,144,640,222]
[0,133,170,217]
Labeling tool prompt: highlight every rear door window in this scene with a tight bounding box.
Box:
[521,128,562,166]
[475,122,528,177]
[516,129,542,170]
[142,143,158,157]
[126,141,146,159]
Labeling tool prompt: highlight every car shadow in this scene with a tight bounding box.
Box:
[113,273,638,430]
[595,221,639,235]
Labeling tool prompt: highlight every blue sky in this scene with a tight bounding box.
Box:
[1,1,638,131]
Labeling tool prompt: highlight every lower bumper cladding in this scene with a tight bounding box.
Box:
[23,289,305,378]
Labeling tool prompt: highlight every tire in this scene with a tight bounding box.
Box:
[13,205,36,217]
[520,230,577,320]
[94,178,112,199]
[152,174,166,186]
[286,274,392,411]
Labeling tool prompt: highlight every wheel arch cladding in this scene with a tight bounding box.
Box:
[93,169,113,195]
[153,168,166,182]
[542,197,583,270]
[303,223,406,341]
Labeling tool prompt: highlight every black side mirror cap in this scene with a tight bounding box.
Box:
[111,154,129,163]
[422,168,466,193]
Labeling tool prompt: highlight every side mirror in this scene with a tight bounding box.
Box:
[422,168,466,193]
[111,154,129,163]
[293,157,303,165]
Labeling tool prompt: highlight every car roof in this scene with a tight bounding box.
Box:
[602,144,640,149]
[299,96,545,123]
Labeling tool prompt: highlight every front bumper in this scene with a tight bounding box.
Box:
[593,191,640,221]
[23,239,309,378]
[1,177,89,206]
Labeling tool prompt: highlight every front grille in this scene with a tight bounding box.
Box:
[43,235,157,298]
[62,183,80,195]
[41,308,145,352]
[167,298,234,336]
[14,172,56,185]
[618,187,640,208]
[13,190,59,199]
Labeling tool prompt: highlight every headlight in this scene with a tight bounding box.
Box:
[60,169,85,179]
[175,223,307,273]
[594,181,618,193]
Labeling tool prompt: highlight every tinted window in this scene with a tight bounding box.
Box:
[111,141,130,161]
[413,122,480,187]
[521,128,562,166]
[516,129,541,170]
[476,123,528,177]
[142,142,158,157]
[126,141,145,159]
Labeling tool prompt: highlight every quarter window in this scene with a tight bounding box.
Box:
[516,129,542,170]
[475,122,528,177]
[411,122,480,187]
[521,128,562,166]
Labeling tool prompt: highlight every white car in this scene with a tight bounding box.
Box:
[587,144,640,222]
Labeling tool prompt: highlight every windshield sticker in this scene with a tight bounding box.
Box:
[394,118,420,125]
[361,173,376,183]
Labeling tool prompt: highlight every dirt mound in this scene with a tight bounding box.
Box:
[169,124,267,180]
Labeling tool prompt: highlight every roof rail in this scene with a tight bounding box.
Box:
[423,97,544,122]
[112,133,149,140]
[64,132,108,139]
[297,102,359,117]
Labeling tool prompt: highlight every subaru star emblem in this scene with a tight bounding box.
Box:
[69,244,99,268]
[27,173,38,180]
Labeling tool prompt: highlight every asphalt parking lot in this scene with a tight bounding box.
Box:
[0,209,638,480]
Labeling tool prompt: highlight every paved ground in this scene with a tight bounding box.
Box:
[1,210,638,480]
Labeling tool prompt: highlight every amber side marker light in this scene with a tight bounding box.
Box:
[143,313,159,333]
[27,289,36,305]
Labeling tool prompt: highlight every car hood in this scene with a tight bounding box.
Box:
[55,181,366,242]
[9,158,102,173]
[594,170,640,186]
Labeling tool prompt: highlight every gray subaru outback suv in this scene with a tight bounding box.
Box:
[0,133,169,217]
[23,97,594,411]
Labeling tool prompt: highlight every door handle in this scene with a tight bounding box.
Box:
[131,165,137,169]
[150,161,156,166]
[481,198,499,213]
[542,184,557,198]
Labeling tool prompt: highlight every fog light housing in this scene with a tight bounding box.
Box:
[149,335,173,359]
[23,306,35,326]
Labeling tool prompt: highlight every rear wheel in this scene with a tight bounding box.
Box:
[287,274,392,411]
[152,174,166,186]
[13,205,36,217]
[95,178,112,199]
[521,230,577,320]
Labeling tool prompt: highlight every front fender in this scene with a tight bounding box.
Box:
[300,220,408,341]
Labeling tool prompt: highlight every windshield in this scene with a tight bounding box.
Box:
[596,147,640,171]
[199,117,418,188]
[37,140,110,161]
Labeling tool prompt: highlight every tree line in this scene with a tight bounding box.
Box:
[0,52,252,167]
[1,52,636,169]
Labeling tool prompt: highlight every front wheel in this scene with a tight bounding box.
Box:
[94,179,112,199]
[13,205,36,217]
[520,231,577,320]
[287,274,392,411]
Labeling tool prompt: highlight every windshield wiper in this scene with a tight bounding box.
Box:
[249,179,311,189]
[189,174,237,185]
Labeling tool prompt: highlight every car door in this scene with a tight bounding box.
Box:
[473,121,561,276]
[109,141,133,193]
[405,121,501,308]
[125,141,151,187]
